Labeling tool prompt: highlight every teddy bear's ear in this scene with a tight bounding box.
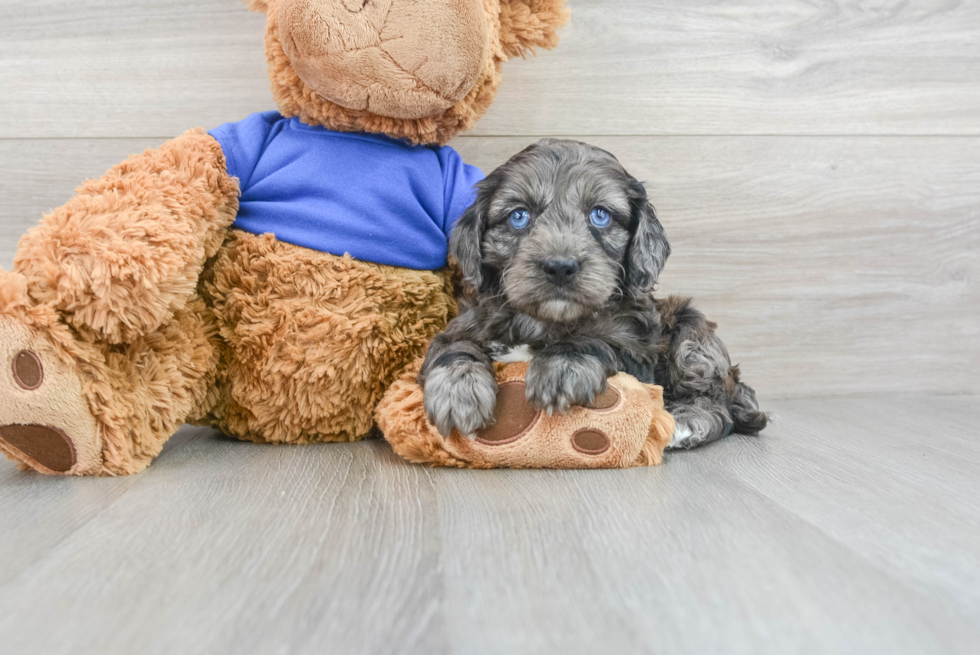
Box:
[498,0,570,59]
[242,0,269,13]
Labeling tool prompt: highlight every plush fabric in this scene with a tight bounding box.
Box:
[0,267,221,476]
[377,361,675,469]
[13,129,239,345]
[0,275,103,474]
[276,0,489,120]
[0,0,569,475]
[1,131,233,476]
[210,111,483,270]
[258,0,569,145]
[499,0,569,59]
[199,231,456,444]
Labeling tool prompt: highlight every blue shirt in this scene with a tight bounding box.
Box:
[209,111,484,270]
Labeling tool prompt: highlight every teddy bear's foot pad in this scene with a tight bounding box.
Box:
[377,361,676,469]
[0,318,103,475]
[473,381,540,445]
[0,424,76,472]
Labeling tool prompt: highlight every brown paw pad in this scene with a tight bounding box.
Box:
[12,350,43,390]
[571,428,611,455]
[586,387,621,411]
[0,424,76,473]
[476,381,541,445]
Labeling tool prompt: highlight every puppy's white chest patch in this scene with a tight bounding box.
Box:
[490,343,533,363]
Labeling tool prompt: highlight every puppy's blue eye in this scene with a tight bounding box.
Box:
[509,209,531,230]
[590,207,612,228]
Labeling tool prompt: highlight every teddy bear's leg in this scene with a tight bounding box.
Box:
[0,272,222,475]
[199,231,456,444]
[0,130,238,474]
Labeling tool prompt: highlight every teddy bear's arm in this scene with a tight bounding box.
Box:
[13,129,240,344]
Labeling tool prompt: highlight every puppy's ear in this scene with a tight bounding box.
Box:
[498,0,570,59]
[449,176,498,292]
[625,177,670,296]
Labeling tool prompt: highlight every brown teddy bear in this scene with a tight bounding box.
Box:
[0,0,569,476]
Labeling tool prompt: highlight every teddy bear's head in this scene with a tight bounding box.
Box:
[245,0,568,145]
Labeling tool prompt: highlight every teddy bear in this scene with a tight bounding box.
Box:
[0,0,569,476]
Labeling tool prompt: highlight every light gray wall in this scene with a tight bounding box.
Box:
[1,0,977,399]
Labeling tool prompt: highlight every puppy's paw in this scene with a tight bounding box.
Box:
[423,360,498,438]
[668,422,700,449]
[525,354,607,415]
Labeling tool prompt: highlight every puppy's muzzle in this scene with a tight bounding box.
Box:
[541,259,581,286]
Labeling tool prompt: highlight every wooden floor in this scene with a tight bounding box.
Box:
[2,0,979,652]
[0,395,976,654]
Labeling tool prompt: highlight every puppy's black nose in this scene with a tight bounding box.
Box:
[542,259,581,285]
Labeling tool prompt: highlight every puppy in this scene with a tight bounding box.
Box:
[420,139,767,449]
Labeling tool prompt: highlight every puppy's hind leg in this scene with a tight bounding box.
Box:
[666,380,768,450]
[731,379,768,434]
[666,397,734,450]
[657,296,766,449]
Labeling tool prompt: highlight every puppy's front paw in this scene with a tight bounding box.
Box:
[525,354,607,415]
[423,360,498,438]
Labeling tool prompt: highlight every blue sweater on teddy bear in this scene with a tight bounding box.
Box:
[210,111,485,270]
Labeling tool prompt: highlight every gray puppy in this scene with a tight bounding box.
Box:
[420,139,767,449]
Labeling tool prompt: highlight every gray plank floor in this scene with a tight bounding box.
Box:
[0,395,977,655]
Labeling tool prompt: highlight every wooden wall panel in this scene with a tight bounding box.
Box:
[1,0,978,138]
[2,135,977,398]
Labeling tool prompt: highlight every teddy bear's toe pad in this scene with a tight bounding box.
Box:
[12,350,43,390]
[587,387,621,411]
[571,429,611,455]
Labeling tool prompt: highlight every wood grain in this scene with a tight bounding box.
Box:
[0,396,977,654]
[0,434,447,655]
[3,136,977,399]
[1,0,979,138]
[0,426,202,587]
[716,395,980,612]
